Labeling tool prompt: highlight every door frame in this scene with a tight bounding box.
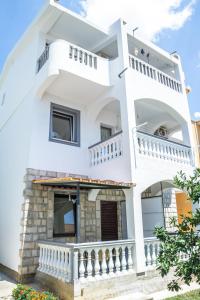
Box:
[100,200,118,241]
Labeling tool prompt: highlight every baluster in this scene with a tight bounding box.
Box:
[100,146,103,163]
[89,55,93,67]
[94,249,100,278]
[107,144,110,160]
[108,248,114,275]
[101,248,107,276]
[60,250,66,281]
[74,48,78,60]
[57,249,62,280]
[79,50,83,63]
[84,52,88,65]
[48,247,54,275]
[69,45,73,58]
[121,246,127,272]
[42,246,47,273]
[87,249,93,279]
[143,138,148,156]
[115,247,121,273]
[79,250,85,280]
[127,245,133,271]
[151,243,157,267]
[38,245,43,272]
[46,247,51,274]
[63,249,69,282]
[94,57,97,69]
[146,243,152,267]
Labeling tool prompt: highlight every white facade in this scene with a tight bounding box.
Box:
[0,0,194,289]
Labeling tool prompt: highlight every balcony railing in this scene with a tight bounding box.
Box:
[69,45,98,69]
[89,131,123,166]
[37,45,49,73]
[129,55,182,93]
[136,131,192,165]
[38,239,135,283]
[144,238,161,269]
[144,237,190,270]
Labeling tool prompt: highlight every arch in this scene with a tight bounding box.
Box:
[88,96,120,123]
[134,97,189,144]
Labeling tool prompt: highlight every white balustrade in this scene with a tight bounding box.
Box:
[129,55,182,93]
[38,242,72,283]
[137,131,192,166]
[38,239,135,283]
[89,131,123,166]
[69,44,98,69]
[144,238,161,269]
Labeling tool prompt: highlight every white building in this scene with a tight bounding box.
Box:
[0,0,194,299]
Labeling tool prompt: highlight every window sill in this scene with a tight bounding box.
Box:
[49,137,80,147]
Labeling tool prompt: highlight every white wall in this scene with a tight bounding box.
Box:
[0,94,33,271]
[0,31,40,271]
[28,93,89,174]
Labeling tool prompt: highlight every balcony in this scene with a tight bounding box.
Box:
[35,40,111,99]
[136,131,192,166]
[38,239,135,283]
[129,55,182,93]
[89,131,123,167]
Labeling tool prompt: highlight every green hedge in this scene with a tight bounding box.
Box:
[12,284,58,300]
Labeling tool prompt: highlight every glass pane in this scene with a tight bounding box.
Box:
[53,195,75,235]
[101,126,112,141]
[52,111,73,141]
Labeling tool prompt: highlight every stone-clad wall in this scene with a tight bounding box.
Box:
[19,168,126,279]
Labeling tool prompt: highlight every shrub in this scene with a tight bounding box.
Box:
[12,284,58,300]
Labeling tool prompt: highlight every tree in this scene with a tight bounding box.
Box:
[154,168,200,291]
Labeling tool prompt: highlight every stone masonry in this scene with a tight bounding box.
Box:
[19,168,126,279]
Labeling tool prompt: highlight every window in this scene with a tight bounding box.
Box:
[100,125,112,141]
[50,103,80,146]
[53,194,76,237]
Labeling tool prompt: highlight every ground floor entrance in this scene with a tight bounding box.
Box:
[101,200,118,241]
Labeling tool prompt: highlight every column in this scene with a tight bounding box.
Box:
[124,188,146,274]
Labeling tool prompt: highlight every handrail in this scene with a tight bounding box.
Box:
[137,130,191,148]
[38,239,136,282]
[88,130,122,149]
[129,54,182,93]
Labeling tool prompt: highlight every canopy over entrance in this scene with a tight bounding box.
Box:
[33,176,134,243]
[33,176,134,190]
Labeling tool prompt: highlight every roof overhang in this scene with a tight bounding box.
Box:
[33,177,134,190]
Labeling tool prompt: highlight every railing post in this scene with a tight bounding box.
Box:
[73,249,79,281]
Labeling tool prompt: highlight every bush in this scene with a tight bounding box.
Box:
[12,284,58,300]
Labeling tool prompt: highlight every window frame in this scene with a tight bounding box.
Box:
[49,103,80,147]
[100,124,113,142]
[53,193,77,238]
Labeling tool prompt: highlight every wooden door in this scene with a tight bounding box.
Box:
[176,192,192,224]
[101,201,118,241]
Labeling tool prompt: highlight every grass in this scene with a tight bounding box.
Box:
[166,289,200,299]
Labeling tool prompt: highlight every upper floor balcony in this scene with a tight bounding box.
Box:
[129,54,182,94]
[35,39,111,99]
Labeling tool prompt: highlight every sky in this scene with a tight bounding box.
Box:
[0,0,199,118]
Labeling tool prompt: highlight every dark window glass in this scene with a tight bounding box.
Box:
[101,126,112,141]
[52,111,73,141]
[53,195,76,237]
[50,104,80,146]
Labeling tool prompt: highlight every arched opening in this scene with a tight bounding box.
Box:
[95,99,122,143]
[141,181,191,238]
[135,98,189,145]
